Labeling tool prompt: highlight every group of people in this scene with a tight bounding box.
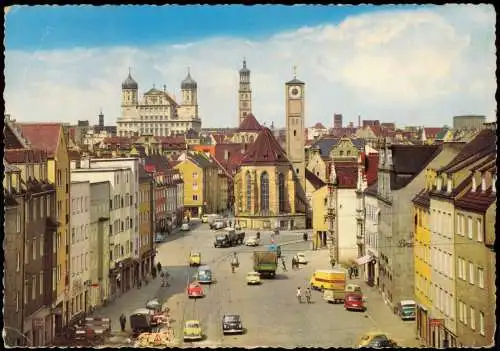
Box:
[348,265,359,279]
[281,255,301,272]
[296,286,312,304]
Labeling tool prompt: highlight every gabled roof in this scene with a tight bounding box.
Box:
[241,128,289,165]
[4,123,29,149]
[211,133,226,144]
[238,113,263,132]
[214,143,246,174]
[312,122,326,129]
[438,129,496,173]
[17,123,63,157]
[305,169,325,190]
[390,144,441,190]
[311,137,365,158]
[335,162,359,189]
[5,148,48,164]
[455,186,495,213]
[145,154,171,173]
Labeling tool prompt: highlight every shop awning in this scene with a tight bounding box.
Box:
[355,255,373,265]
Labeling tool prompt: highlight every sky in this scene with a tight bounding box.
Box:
[4,4,496,128]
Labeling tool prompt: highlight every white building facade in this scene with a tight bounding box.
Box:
[89,181,111,308]
[337,188,359,262]
[70,166,135,299]
[116,70,201,137]
[363,185,380,287]
[69,181,91,317]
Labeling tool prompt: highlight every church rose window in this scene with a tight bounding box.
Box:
[260,172,269,212]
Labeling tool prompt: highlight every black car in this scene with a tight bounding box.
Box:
[222,314,243,334]
[214,234,229,248]
[362,335,398,348]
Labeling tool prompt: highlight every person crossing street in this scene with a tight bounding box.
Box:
[296,287,302,304]
[305,288,312,304]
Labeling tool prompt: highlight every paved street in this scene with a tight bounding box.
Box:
[92,220,421,348]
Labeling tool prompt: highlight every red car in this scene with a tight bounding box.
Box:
[187,282,204,298]
[344,292,366,311]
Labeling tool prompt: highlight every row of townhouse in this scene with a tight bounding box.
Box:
[3,118,184,346]
[359,128,496,348]
[4,119,71,346]
[173,151,231,218]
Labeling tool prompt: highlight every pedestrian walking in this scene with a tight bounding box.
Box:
[296,287,302,304]
[119,313,126,332]
[281,257,287,272]
[305,288,312,304]
[348,267,353,280]
[330,258,336,269]
[291,256,297,270]
[156,262,162,274]
[354,266,359,278]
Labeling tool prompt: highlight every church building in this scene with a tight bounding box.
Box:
[233,72,309,230]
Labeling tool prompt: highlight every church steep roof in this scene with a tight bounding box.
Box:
[238,113,263,132]
[241,128,289,165]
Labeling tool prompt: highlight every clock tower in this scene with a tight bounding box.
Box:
[238,59,252,125]
[285,68,306,192]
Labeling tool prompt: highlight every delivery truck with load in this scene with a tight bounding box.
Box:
[253,251,278,277]
[308,268,348,303]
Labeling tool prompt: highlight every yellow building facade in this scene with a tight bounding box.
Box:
[311,185,329,249]
[174,152,219,217]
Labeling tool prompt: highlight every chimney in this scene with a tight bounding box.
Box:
[471,175,476,192]
[481,173,486,192]
[446,177,452,193]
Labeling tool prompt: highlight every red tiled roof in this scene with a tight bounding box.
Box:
[412,188,430,208]
[329,127,357,138]
[424,127,441,138]
[214,143,246,173]
[439,129,496,173]
[364,153,379,186]
[238,113,263,132]
[241,128,289,165]
[18,123,63,157]
[5,148,48,164]
[305,169,325,189]
[313,122,326,129]
[455,187,495,213]
[336,162,359,188]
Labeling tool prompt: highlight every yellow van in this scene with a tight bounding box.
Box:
[310,269,347,291]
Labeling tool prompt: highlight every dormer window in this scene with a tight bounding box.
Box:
[437,176,443,191]
[481,174,486,192]
[471,176,476,192]
[446,178,452,193]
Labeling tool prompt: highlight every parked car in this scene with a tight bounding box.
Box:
[212,220,226,230]
[187,282,205,298]
[245,236,260,246]
[154,233,166,243]
[183,320,203,341]
[181,223,190,231]
[344,292,366,311]
[246,271,261,285]
[222,314,244,334]
[296,252,308,264]
[396,300,416,320]
[358,332,397,348]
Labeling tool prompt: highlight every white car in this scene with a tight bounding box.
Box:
[245,236,259,246]
[181,223,190,231]
[296,252,308,264]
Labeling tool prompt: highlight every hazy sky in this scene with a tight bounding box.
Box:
[4,4,496,128]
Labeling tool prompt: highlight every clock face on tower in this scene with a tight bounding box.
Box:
[288,86,302,99]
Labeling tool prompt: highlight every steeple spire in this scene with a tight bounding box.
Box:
[243,57,247,69]
[293,65,297,79]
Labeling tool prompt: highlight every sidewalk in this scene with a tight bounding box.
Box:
[308,249,422,347]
